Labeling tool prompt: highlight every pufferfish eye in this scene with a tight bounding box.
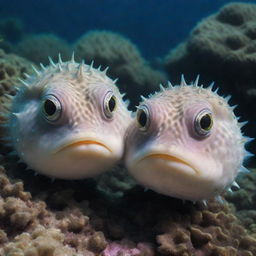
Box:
[136,105,150,131]
[103,91,117,119]
[194,109,213,136]
[41,94,62,122]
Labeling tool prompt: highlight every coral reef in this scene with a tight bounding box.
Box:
[0,49,33,96]
[16,33,71,65]
[0,154,255,256]
[0,161,153,256]
[0,40,14,54]
[156,200,256,256]
[163,2,256,153]
[3,227,81,256]
[0,15,255,255]
[225,169,256,238]
[225,171,256,211]
[74,30,144,67]
[74,30,167,106]
[164,2,256,86]
[103,240,153,256]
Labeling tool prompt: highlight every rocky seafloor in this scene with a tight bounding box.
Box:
[0,2,256,255]
[0,157,256,256]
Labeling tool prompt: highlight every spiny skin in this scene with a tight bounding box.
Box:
[1,57,132,179]
[125,78,250,201]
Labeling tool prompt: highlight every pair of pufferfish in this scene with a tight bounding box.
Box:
[0,55,253,202]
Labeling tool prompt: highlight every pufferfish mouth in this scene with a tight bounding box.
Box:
[54,140,112,154]
[137,153,200,175]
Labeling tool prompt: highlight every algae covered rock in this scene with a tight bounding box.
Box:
[164,2,256,85]
[225,169,256,239]
[0,18,255,255]
[156,199,256,255]
[0,49,33,96]
[16,33,71,65]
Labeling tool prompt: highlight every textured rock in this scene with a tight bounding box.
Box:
[0,17,24,42]
[164,3,256,85]
[0,49,33,96]
[225,170,256,211]
[74,30,144,68]
[225,169,256,238]
[16,33,71,65]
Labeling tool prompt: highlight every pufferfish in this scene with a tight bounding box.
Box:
[0,54,132,179]
[124,76,252,201]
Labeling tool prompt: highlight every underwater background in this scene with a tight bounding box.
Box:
[0,0,256,255]
[1,0,256,59]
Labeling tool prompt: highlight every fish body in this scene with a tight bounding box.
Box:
[1,56,132,179]
[125,77,250,201]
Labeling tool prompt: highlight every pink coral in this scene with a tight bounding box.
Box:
[103,240,153,256]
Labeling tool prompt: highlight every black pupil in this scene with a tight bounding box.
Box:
[108,96,116,112]
[138,110,147,127]
[44,99,56,116]
[200,114,211,130]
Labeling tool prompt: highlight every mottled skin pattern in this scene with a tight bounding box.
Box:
[125,78,248,201]
[3,57,132,179]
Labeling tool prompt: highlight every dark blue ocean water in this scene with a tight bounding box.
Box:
[0,0,255,59]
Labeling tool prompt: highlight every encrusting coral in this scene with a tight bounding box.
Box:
[74,30,167,105]
[0,26,255,255]
[0,55,132,180]
[225,169,256,239]
[0,17,24,42]
[16,33,71,65]
[0,17,23,53]
[0,154,256,256]
[0,49,33,96]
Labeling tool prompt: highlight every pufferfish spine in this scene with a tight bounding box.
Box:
[0,53,132,179]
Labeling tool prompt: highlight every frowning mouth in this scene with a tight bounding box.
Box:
[138,153,200,175]
[54,140,112,154]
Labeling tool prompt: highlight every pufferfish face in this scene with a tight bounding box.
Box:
[125,78,247,201]
[8,58,132,179]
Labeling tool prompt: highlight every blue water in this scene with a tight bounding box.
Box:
[0,0,255,59]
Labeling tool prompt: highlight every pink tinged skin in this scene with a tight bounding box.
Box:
[125,81,246,201]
